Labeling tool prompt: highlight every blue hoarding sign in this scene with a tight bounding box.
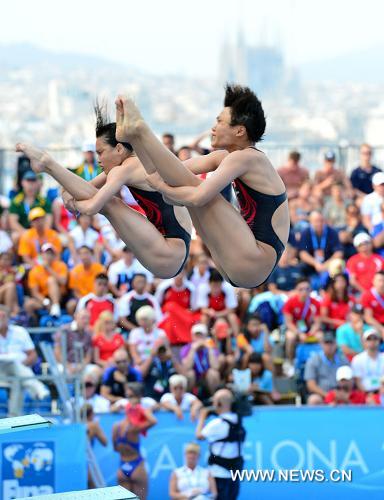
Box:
[93,407,384,500]
[0,424,86,500]
[1,408,382,499]
[2,441,55,500]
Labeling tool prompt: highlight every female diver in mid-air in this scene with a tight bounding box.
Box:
[17,84,289,288]
[114,84,290,288]
[15,104,194,278]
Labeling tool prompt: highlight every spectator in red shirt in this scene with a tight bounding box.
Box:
[320,274,355,332]
[324,366,366,406]
[196,269,239,336]
[92,311,125,369]
[370,375,384,406]
[346,233,384,293]
[282,278,321,361]
[361,271,384,340]
[155,270,199,346]
[76,273,116,327]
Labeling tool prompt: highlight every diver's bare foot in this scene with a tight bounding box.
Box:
[115,95,145,142]
[15,143,53,173]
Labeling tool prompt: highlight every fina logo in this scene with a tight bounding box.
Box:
[2,441,55,500]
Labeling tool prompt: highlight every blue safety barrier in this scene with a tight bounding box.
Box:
[0,423,86,500]
[1,407,383,499]
[93,407,384,500]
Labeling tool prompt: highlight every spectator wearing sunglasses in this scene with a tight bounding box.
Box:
[82,372,110,413]
[100,349,142,404]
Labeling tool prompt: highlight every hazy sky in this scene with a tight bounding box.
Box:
[1,0,383,77]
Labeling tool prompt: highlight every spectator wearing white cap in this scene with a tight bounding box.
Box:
[27,243,68,317]
[180,323,220,396]
[324,365,366,405]
[71,142,101,181]
[360,172,384,231]
[361,271,384,340]
[160,374,203,420]
[346,233,384,293]
[351,328,384,392]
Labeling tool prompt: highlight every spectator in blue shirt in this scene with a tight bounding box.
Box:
[371,202,384,257]
[350,144,381,197]
[338,204,368,260]
[100,349,142,404]
[336,304,367,361]
[298,211,343,289]
[248,352,274,405]
[268,244,305,294]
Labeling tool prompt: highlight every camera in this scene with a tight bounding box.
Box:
[231,391,253,417]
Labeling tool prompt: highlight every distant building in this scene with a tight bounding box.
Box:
[219,31,285,97]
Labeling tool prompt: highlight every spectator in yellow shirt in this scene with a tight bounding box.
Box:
[69,245,105,299]
[18,207,62,267]
[28,243,68,317]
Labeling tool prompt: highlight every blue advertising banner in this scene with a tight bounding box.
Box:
[93,407,384,500]
[0,424,86,500]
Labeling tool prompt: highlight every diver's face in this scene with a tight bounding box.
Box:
[211,107,237,149]
[95,137,121,174]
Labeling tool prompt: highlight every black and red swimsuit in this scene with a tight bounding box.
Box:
[129,187,191,273]
[232,177,287,285]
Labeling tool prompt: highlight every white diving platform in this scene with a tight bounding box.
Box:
[18,486,138,499]
[0,414,53,434]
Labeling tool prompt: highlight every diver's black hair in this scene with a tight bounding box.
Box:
[224,83,266,143]
[94,101,133,152]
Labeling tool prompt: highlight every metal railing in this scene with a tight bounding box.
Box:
[0,327,84,420]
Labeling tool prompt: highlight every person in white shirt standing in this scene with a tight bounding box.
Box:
[196,389,245,500]
[169,442,217,500]
[352,328,384,392]
[0,305,49,415]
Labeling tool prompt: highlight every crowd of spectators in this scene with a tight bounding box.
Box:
[1,139,384,422]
